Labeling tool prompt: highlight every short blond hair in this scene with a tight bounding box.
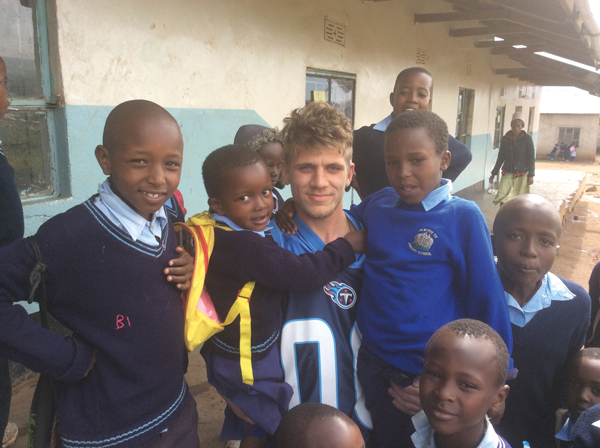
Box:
[281,102,353,166]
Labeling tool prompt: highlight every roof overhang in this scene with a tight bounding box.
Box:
[369,0,600,95]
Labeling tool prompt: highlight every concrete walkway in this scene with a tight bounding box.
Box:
[6,169,588,448]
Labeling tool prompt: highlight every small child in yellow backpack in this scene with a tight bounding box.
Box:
[192,145,365,448]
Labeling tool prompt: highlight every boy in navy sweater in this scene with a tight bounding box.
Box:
[199,145,364,448]
[492,194,591,448]
[0,100,199,448]
[347,109,512,447]
[412,319,511,448]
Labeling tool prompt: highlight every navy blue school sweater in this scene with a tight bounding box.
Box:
[0,197,187,448]
[352,125,472,199]
[496,278,590,448]
[204,227,355,360]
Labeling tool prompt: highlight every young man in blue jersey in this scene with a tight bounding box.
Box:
[269,101,373,438]
[0,100,198,448]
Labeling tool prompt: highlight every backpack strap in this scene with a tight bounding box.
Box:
[221,281,256,385]
[27,236,49,329]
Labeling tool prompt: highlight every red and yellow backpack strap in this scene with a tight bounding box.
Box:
[174,211,256,385]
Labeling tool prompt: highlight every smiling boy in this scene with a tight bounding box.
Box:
[352,67,472,199]
[0,100,199,447]
[492,194,590,447]
[348,110,511,447]
[412,319,511,448]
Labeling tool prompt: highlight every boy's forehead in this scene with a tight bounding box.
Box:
[394,71,433,91]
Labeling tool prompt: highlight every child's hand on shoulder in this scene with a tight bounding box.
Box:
[164,246,193,290]
[275,199,298,235]
[344,229,367,254]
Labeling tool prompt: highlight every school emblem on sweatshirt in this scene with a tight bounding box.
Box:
[324,282,357,309]
[409,228,437,256]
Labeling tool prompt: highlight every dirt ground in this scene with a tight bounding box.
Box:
[536,156,600,287]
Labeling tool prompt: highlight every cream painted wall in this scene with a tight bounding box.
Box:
[54,0,540,136]
[538,113,599,161]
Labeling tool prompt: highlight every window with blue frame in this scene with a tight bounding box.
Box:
[0,0,61,200]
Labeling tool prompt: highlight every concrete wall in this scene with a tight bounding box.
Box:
[22,0,541,233]
[538,113,598,161]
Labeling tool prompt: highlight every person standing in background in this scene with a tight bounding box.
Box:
[489,112,535,206]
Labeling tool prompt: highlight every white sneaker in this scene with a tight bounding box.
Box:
[225,441,241,448]
[2,422,18,448]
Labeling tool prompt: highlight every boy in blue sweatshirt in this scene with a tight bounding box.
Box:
[0,100,198,448]
[348,110,512,447]
[199,144,364,448]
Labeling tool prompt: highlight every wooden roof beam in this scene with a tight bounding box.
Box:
[415,10,508,23]
[450,25,527,37]
[475,37,545,48]
[494,68,545,76]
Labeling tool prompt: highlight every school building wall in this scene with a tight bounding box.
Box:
[538,113,598,161]
[23,0,541,235]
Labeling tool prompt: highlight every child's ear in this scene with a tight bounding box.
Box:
[440,150,451,172]
[489,384,510,416]
[389,91,395,108]
[95,145,111,175]
[208,197,225,216]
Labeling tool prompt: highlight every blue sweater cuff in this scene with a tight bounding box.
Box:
[54,337,95,382]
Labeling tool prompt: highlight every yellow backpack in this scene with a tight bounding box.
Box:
[174,212,256,385]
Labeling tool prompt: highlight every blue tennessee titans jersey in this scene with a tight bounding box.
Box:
[270,213,373,436]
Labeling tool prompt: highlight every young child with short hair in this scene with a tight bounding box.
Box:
[199,144,364,447]
[492,194,591,447]
[555,348,600,447]
[412,318,511,448]
[347,109,512,447]
[273,403,365,448]
[234,124,285,216]
[0,100,198,447]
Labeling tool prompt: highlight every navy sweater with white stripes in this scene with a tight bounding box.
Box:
[0,197,187,448]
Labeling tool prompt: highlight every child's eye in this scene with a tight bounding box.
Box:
[460,382,477,390]
[262,189,272,197]
[539,238,554,246]
[238,195,250,202]
[130,159,147,165]
[508,233,523,240]
[386,161,398,167]
[399,90,409,96]
[166,161,181,169]
[568,380,580,388]
[593,387,600,396]
[411,158,424,164]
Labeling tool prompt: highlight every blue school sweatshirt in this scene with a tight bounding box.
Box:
[349,187,512,375]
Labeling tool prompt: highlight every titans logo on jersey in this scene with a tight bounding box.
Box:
[324,282,357,309]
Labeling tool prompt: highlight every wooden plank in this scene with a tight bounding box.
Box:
[415,10,507,23]
[450,25,526,37]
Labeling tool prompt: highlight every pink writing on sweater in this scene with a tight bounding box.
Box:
[116,315,131,330]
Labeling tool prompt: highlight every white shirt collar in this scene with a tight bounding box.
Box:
[374,113,394,132]
[210,213,270,237]
[395,179,453,211]
[506,272,575,327]
[411,410,506,448]
[97,179,167,242]
[556,416,574,442]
